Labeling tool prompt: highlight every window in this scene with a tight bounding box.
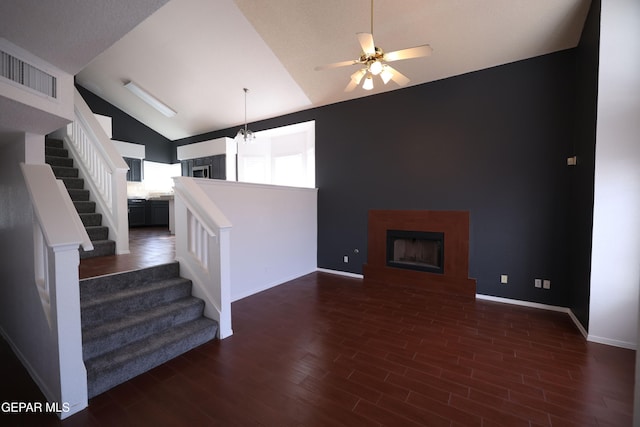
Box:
[236,120,315,188]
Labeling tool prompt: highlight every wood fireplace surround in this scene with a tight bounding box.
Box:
[363,210,476,298]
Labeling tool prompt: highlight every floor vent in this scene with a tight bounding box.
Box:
[1,49,57,99]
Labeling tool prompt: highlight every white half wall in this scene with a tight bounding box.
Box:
[196,180,317,301]
[589,0,640,349]
[0,134,72,414]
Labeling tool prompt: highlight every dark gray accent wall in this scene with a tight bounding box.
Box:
[85,45,595,308]
[76,85,173,163]
[173,50,583,307]
[567,0,600,329]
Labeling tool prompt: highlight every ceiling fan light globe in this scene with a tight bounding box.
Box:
[369,60,383,75]
[362,74,374,90]
[380,67,393,84]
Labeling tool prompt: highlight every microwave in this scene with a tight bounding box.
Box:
[192,165,210,178]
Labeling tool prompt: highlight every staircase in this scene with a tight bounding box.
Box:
[45,137,116,259]
[45,137,218,398]
[81,262,218,398]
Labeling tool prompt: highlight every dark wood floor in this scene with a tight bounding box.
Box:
[1,228,635,426]
[79,227,175,279]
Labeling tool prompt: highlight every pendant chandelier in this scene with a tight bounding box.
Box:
[236,88,255,141]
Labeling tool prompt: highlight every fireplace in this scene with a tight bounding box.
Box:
[386,230,444,274]
[364,210,476,298]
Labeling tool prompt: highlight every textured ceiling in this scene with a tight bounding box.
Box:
[0,0,169,74]
[4,0,591,141]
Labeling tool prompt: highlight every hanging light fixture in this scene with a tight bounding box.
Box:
[380,65,393,84]
[236,88,255,142]
[314,0,433,92]
[362,73,374,91]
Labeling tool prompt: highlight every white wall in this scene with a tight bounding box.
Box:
[197,180,317,301]
[0,134,63,408]
[589,0,640,349]
[0,39,74,135]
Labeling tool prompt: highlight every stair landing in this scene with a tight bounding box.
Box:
[80,227,175,279]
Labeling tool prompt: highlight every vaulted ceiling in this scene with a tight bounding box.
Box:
[3,0,591,141]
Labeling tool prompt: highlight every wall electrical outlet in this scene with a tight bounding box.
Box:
[543,279,551,289]
[534,279,542,288]
[500,275,508,284]
[343,255,349,263]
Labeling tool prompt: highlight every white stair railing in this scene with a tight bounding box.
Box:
[60,88,129,254]
[21,163,91,418]
[173,177,233,338]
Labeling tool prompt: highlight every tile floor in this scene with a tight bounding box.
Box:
[1,228,635,426]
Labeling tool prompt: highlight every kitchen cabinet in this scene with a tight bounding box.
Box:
[128,199,170,227]
[181,154,226,179]
[148,200,170,226]
[124,157,143,182]
[128,199,146,227]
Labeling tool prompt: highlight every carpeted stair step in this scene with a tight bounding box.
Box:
[79,262,218,398]
[67,189,90,201]
[74,200,96,214]
[85,317,217,398]
[81,277,193,328]
[51,165,79,178]
[81,262,181,300]
[80,212,102,227]
[85,226,109,241]
[44,134,118,261]
[45,155,73,167]
[45,138,64,149]
[82,297,206,360]
[62,177,85,190]
[44,146,68,158]
[80,240,116,259]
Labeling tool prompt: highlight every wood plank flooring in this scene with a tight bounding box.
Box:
[1,228,635,426]
[79,227,175,279]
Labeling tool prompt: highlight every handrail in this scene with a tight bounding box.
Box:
[61,88,129,254]
[22,163,88,248]
[20,163,88,418]
[173,177,233,338]
[57,180,93,251]
[174,177,232,233]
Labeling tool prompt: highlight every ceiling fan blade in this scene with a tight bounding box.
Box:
[314,59,359,71]
[385,65,410,86]
[350,69,366,84]
[384,44,433,62]
[344,79,360,92]
[356,32,375,56]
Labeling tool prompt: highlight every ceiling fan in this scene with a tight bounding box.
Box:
[314,0,433,92]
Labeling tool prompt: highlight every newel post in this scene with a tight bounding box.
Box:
[217,227,232,338]
[47,244,87,418]
[112,168,129,254]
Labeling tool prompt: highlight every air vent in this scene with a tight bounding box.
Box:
[1,49,57,99]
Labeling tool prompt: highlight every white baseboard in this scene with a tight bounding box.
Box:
[0,327,57,414]
[288,274,635,350]
[476,294,571,313]
[475,294,598,344]
[587,334,637,350]
[566,309,588,339]
[232,269,320,302]
[316,268,363,279]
